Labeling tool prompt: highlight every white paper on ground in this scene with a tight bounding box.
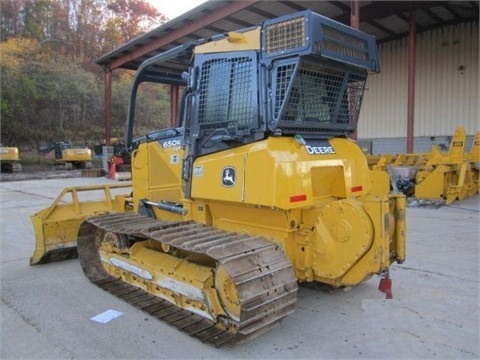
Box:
[90,309,124,324]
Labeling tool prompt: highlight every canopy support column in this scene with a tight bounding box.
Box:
[407,11,417,153]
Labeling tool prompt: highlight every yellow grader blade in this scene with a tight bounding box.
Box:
[30,183,132,265]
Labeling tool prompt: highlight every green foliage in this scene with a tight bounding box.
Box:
[1,46,102,145]
[0,0,171,149]
[110,71,172,140]
[134,82,172,137]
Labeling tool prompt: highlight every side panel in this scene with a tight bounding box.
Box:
[191,137,372,209]
[132,136,184,213]
[191,154,245,202]
[148,140,184,202]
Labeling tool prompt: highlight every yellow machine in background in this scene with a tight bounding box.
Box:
[414,127,477,203]
[0,146,22,173]
[41,140,92,170]
[467,130,480,191]
[30,11,406,346]
[367,127,479,203]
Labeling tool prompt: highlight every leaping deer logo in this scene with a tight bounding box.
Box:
[222,167,236,187]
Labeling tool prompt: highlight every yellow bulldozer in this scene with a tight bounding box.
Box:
[30,10,406,347]
[0,145,22,173]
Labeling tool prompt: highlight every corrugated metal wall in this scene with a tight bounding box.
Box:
[358,22,479,140]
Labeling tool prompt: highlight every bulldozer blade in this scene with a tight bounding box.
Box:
[30,183,132,265]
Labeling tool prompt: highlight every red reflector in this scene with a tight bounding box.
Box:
[290,194,307,202]
[351,185,363,192]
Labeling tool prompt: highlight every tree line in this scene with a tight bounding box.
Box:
[1,0,171,149]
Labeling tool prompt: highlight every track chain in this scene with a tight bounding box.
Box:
[77,212,298,347]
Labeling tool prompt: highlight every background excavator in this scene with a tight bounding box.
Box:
[40,140,93,170]
[30,10,406,347]
[0,145,22,172]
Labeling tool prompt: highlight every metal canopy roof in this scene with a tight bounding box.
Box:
[95,0,479,73]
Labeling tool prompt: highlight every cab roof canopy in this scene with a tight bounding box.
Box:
[95,0,478,75]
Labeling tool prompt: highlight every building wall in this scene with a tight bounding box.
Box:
[358,22,479,154]
[358,134,476,156]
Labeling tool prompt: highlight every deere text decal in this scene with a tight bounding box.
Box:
[304,140,335,155]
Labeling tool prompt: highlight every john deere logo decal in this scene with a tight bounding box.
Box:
[222,167,236,187]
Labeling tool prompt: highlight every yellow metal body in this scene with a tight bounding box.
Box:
[131,136,405,287]
[31,134,405,290]
[60,148,92,163]
[54,147,93,170]
[394,153,426,167]
[131,139,184,220]
[468,131,480,164]
[61,148,92,162]
[367,154,396,171]
[467,131,480,192]
[415,127,477,204]
[0,146,22,172]
[30,183,132,265]
[0,147,20,161]
[195,28,260,54]
[366,127,479,203]
[367,153,429,171]
[99,239,220,320]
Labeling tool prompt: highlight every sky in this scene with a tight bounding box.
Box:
[147,0,208,19]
